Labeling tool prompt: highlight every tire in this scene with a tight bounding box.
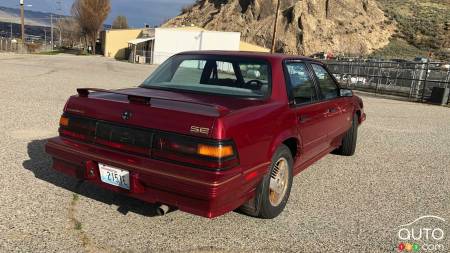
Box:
[239,144,293,219]
[337,114,358,156]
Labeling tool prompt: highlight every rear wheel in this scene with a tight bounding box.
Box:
[336,114,358,156]
[239,145,293,219]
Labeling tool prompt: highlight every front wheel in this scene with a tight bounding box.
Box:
[239,144,293,219]
[336,114,358,156]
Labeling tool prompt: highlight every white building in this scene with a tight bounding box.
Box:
[153,28,240,64]
[126,27,257,64]
[102,26,269,65]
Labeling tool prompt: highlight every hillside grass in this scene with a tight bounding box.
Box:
[371,38,428,60]
[374,0,450,61]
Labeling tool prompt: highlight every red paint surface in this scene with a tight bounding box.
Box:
[45,51,365,218]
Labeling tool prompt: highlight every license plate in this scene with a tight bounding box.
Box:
[98,163,130,190]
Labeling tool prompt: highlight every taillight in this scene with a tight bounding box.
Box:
[59,116,69,127]
[151,134,239,170]
[60,129,87,140]
[59,114,96,141]
[58,114,239,170]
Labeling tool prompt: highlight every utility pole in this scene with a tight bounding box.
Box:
[10,22,13,39]
[51,14,54,51]
[271,0,281,53]
[20,0,25,42]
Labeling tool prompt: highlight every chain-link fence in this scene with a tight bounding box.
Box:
[0,38,20,52]
[324,60,450,104]
[0,38,54,53]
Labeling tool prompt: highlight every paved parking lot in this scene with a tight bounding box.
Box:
[0,54,449,253]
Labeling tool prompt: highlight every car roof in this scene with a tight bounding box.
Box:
[177,50,320,63]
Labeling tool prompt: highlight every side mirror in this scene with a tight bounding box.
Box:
[340,88,353,97]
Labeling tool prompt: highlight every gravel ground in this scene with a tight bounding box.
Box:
[0,54,448,253]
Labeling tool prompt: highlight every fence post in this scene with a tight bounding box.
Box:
[421,61,430,102]
[366,61,370,86]
[445,69,450,89]
[376,62,382,93]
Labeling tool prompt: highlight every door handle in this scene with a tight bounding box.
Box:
[299,115,310,123]
[328,107,338,113]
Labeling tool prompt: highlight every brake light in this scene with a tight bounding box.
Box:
[60,129,86,140]
[57,114,239,170]
[152,134,238,170]
[59,114,95,141]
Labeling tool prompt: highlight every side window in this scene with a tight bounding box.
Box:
[215,61,237,81]
[311,64,339,99]
[285,62,316,104]
[239,63,269,83]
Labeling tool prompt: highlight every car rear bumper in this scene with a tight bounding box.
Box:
[45,137,265,218]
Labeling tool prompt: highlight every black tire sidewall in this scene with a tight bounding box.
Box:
[259,144,294,219]
[338,113,358,156]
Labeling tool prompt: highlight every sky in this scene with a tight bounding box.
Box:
[0,0,195,27]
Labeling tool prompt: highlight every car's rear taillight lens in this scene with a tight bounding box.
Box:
[58,114,239,170]
[198,144,234,158]
[59,116,69,127]
[151,134,239,170]
[59,114,96,141]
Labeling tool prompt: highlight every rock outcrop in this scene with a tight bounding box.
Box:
[164,0,396,56]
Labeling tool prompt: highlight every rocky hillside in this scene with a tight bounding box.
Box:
[164,0,395,56]
[373,0,450,60]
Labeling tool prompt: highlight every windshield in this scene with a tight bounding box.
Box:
[141,55,271,98]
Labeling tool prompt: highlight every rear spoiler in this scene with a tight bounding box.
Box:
[77,88,151,105]
[76,88,230,115]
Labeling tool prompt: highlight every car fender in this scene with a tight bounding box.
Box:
[266,128,299,168]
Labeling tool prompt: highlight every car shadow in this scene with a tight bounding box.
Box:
[23,139,170,217]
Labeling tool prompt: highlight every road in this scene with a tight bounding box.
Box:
[0,54,448,253]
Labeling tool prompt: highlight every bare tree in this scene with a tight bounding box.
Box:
[72,0,111,54]
[112,16,129,29]
[56,18,82,48]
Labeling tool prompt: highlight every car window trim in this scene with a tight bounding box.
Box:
[309,62,343,101]
[282,59,321,107]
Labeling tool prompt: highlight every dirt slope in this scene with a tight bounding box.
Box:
[164,0,395,56]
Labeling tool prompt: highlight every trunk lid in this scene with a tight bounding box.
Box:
[64,87,263,137]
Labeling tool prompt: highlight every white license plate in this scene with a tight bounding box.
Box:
[98,163,130,190]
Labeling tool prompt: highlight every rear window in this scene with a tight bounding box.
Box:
[141,55,271,98]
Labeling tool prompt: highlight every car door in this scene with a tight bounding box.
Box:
[310,63,352,146]
[284,61,330,164]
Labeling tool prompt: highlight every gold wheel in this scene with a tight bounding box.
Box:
[269,157,289,206]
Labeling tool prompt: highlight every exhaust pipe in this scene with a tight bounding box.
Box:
[156,204,170,216]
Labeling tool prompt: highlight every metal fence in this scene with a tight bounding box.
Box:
[0,38,20,52]
[0,38,53,53]
[324,60,450,103]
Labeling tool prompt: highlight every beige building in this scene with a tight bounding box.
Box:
[100,27,269,63]
[100,28,144,59]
